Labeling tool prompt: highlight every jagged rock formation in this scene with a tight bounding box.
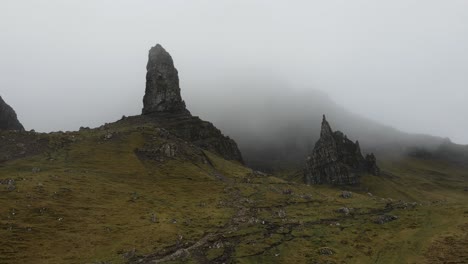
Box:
[0,96,24,131]
[139,44,243,163]
[142,44,188,114]
[304,115,379,185]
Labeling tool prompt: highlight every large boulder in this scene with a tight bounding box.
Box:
[0,96,24,131]
[304,115,379,185]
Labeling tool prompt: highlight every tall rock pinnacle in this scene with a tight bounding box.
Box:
[142,44,188,114]
[139,44,244,163]
[304,115,379,185]
[0,96,24,131]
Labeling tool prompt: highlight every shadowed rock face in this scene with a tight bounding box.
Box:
[140,44,243,163]
[142,44,188,114]
[0,96,24,131]
[304,115,379,185]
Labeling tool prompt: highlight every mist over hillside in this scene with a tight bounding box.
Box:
[186,73,447,171]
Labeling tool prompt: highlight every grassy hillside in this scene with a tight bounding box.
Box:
[0,122,467,263]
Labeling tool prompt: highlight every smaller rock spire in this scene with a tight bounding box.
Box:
[304,116,380,185]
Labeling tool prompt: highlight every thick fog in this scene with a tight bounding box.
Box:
[1,0,468,144]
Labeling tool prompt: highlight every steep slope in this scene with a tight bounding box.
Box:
[0,96,24,131]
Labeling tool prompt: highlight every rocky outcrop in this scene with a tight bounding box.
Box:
[142,44,188,114]
[0,96,24,131]
[304,115,379,185]
[139,44,243,163]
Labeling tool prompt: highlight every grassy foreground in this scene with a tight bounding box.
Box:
[0,123,467,263]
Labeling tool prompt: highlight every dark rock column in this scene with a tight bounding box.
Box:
[142,44,188,114]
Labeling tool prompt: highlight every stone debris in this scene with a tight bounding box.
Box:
[318,247,335,255]
[1,178,16,191]
[374,214,398,224]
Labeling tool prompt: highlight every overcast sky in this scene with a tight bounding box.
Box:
[1,0,467,144]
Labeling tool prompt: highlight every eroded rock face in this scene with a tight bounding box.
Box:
[138,44,244,163]
[0,96,24,131]
[142,44,188,114]
[304,115,379,185]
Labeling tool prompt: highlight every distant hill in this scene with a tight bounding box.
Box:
[187,76,453,171]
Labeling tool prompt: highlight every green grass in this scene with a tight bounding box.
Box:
[0,125,467,263]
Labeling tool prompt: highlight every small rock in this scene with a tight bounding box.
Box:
[337,207,350,215]
[103,133,113,140]
[318,247,335,255]
[341,191,352,199]
[32,167,41,173]
[150,213,158,223]
[122,248,136,260]
[374,214,398,224]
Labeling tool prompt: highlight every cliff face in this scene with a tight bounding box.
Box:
[140,44,243,163]
[304,115,379,185]
[0,96,24,131]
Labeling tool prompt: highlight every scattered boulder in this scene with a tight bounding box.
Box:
[374,214,398,224]
[0,96,24,131]
[160,143,177,158]
[103,133,114,140]
[337,207,351,215]
[341,191,353,199]
[318,247,335,255]
[0,178,16,191]
[304,115,380,185]
[136,141,180,162]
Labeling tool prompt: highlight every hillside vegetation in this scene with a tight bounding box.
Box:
[0,120,467,264]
